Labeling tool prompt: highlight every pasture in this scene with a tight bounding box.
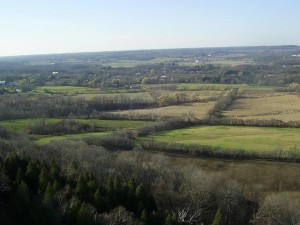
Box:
[33,86,98,94]
[111,102,216,119]
[0,118,158,131]
[151,125,300,152]
[224,94,300,122]
[144,83,275,92]
[34,131,111,145]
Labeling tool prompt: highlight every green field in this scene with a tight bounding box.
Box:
[35,132,111,145]
[101,57,185,67]
[144,83,275,92]
[151,126,300,152]
[0,118,158,131]
[33,86,98,93]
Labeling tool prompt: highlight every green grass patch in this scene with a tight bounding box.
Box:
[101,57,184,67]
[33,86,98,94]
[151,126,300,152]
[72,92,153,101]
[0,118,158,131]
[0,118,61,131]
[144,83,275,92]
[34,132,111,145]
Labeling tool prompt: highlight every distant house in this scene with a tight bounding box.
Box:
[16,89,22,93]
[130,85,139,89]
[0,81,6,85]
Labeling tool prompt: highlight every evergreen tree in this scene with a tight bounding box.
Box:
[76,202,93,225]
[211,209,224,225]
[94,188,106,211]
[87,180,97,192]
[5,152,21,180]
[147,194,157,211]
[127,177,137,211]
[39,166,50,192]
[52,179,61,192]
[135,183,147,203]
[7,181,31,225]
[164,213,177,225]
[75,175,87,200]
[141,209,149,225]
[49,161,60,180]
[16,181,31,204]
[25,161,39,193]
[14,167,25,185]
[43,182,55,207]
[106,177,115,208]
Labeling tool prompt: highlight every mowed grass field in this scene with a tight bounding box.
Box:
[34,132,111,145]
[112,102,216,119]
[144,83,275,92]
[224,94,300,122]
[0,118,158,131]
[151,126,300,152]
[33,86,98,93]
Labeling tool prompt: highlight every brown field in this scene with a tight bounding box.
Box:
[112,101,215,119]
[224,94,300,122]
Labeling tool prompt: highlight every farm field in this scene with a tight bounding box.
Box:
[32,86,98,94]
[151,125,300,152]
[34,131,111,145]
[71,91,153,101]
[144,83,275,92]
[111,102,216,119]
[224,94,300,122]
[0,118,158,131]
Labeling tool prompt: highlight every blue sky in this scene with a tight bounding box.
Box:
[0,0,299,56]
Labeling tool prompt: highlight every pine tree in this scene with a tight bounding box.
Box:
[25,161,39,193]
[141,209,149,225]
[127,177,137,211]
[5,153,21,180]
[50,161,60,180]
[15,167,25,185]
[135,183,147,202]
[16,181,31,204]
[164,213,173,225]
[147,194,157,211]
[76,202,93,225]
[39,166,50,192]
[106,177,115,208]
[75,175,87,200]
[94,188,106,211]
[7,181,31,225]
[211,209,223,225]
[43,182,55,207]
[52,179,61,192]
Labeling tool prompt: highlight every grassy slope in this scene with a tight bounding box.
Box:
[152,126,300,152]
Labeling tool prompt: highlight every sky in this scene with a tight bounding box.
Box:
[0,0,299,56]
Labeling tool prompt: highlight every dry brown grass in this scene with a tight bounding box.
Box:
[224,94,300,122]
[112,102,216,119]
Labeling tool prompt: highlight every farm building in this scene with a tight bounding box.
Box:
[0,81,6,85]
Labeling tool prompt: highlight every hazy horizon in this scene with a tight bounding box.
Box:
[1,0,300,57]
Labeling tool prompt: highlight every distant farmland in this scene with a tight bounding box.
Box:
[112,102,216,119]
[151,126,300,152]
[224,94,300,122]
